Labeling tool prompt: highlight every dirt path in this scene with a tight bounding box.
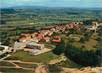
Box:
[49,55,67,64]
[0,60,38,71]
[5,60,39,65]
[9,62,21,68]
[0,66,34,71]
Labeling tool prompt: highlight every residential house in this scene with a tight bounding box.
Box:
[44,37,50,42]
[52,36,61,43]
[36,33,44,39]
[19,37,27,42]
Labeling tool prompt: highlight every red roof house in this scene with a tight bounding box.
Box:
[36,33,44,39]
[52,36,61,43]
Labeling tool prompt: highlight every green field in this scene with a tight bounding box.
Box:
[6,51,59,63]
[0,68,34,73]
[0,61,15,67]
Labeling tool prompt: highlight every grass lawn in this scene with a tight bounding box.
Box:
[72,38,97,50]
[0,61,15,67]
[61,33,98,50]
[84,39,97,49]
[6,50,59,63]
[14,62,37,68]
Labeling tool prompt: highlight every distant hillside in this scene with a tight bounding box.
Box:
[1,6,102,26]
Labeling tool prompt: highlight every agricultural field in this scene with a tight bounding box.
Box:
[0,7,102,46]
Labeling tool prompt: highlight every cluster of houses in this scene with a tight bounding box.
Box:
[19,22,80,43]
[14,22,81,55]
[86,21,102,33]
[1,21,100,56]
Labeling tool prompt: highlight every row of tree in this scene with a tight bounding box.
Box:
[53,40,101,67]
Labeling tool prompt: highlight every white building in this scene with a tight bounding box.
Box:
[26,42,44,50]
[24,42,45,55]
[14,41,26,50]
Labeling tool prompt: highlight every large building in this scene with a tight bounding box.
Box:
[24,42,45,55]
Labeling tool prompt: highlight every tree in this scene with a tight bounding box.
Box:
[83,20,92,25]
[84,31,92,41]
[65,44,99,66]
[68,29,77,34]
[80,37,85,43]
[53,40,65,55]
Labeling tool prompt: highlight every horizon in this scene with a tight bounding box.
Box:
[1,0,102,8]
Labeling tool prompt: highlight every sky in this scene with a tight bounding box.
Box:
[0,0,102,8]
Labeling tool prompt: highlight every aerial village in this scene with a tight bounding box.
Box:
[0,21,102,73]
[0,21,102,58]
[14,22,82,55]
